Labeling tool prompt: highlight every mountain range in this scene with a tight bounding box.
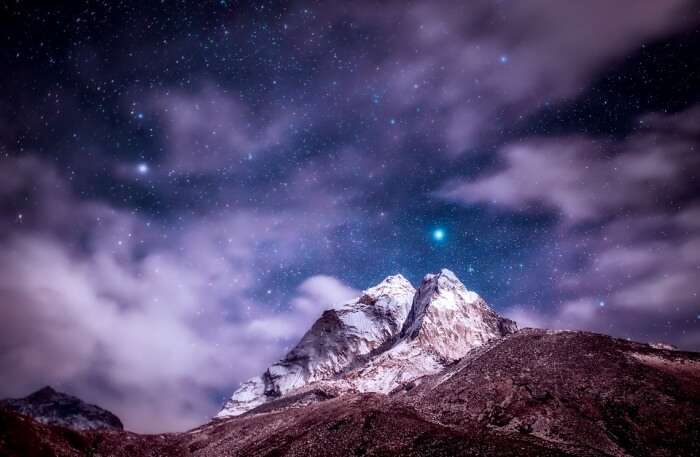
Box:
[1,269,699,456]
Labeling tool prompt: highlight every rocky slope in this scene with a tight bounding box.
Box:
[394,329,700,456]
[0,386,123,431]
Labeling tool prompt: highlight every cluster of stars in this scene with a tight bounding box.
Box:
[2,0,698,360]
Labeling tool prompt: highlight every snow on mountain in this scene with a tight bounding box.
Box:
[401,268,517,360]
[217,274,415,417]
[0,386,123,431]
[341,269,517,393]
[217,269,517,417]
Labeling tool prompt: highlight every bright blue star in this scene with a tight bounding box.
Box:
[137,163,149,175]
[432,228,446,242]
[499,55,508,64]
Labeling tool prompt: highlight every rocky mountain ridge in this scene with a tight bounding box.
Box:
[217,273,416,416]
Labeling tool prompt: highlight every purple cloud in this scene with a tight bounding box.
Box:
[291,275,359,315]
[149,85,292,173]
[439,106,700,222]
[0,155,359,432]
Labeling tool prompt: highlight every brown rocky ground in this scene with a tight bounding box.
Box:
[2,329,698,457]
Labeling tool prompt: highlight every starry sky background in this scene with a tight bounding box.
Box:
[1,0,699,432]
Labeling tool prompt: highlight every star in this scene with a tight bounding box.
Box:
[432,228,446,242]
[137,163,149,175]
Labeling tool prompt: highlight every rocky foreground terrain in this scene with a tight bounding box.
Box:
[2,270,699,456]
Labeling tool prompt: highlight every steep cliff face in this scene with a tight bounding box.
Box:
[217,274,415,417]
[340,269,517,393]
[400,269,517,360]
[218,269,517,416]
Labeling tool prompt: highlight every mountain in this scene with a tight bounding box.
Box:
[217,273,416,417]
[0,386,123,431]
[218,269,516,417]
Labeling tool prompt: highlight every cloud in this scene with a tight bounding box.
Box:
[0,155,357,432]
[439,107,700,222]
[149,85,292,174]
[322,0,698,153]
[443,106,700,349]
[0,231,248,432]
[291,275,359,315]
[245,276,360,342]
[507,298,600,331]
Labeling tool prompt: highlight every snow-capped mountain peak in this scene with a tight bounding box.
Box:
[362,273,413,298]
[342,269,517,393]
[217,269,517,418]
[399,268,513,361]
[403,268,480,325]
[217,274,416,418]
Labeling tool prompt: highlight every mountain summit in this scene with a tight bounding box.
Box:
[336,269,517,394]
[400,269,517,360]
[0,386,123,431]
[218,269,516,417]
[217,273,416,417]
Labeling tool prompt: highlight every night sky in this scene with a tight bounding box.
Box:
[1,1,699,432]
